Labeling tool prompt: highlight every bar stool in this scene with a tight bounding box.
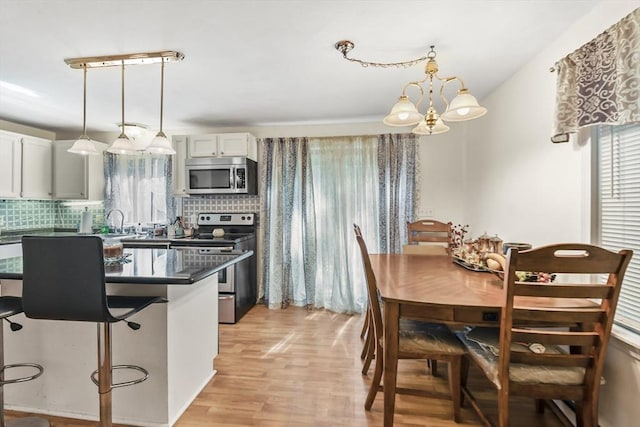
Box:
[21,236,167,427]
[0,296,49,427]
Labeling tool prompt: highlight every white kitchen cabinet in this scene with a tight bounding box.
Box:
[172,135,188,197]
[0,132,22,198]
[21,136,53,199]
[187,134,218,157]
[53,140,106,200]
[187,133,257,161]
[0,130,56,200]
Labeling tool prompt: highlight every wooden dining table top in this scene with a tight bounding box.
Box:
[370,253,502,306]
[369,253,596,321]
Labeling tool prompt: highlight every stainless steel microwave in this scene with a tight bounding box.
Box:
[185,157,257,195]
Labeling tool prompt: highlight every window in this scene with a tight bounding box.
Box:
[595,124,640,335]
[104,153,173,228]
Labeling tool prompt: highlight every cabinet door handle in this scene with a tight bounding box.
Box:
[220,151,224,155]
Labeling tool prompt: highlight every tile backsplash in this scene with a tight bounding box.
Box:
[182,195,261,226]
[0,194,260,234]
[0,199,105,233]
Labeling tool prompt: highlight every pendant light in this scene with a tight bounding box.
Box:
[107,61,137,155]
[146,58,176,155]
[67,64,99,155]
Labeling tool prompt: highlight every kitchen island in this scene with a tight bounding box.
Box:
[0,247,253,427]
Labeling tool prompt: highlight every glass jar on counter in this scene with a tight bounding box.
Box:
[103,239,123,261]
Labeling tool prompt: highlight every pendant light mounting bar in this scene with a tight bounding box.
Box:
[65,51,184,69]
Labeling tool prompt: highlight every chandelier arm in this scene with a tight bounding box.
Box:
[401,81,426,109]
[438,76,464,111]
[334,40,428,69]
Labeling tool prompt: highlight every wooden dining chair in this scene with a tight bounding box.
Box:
[353,224,466,422]
[458,243,633,427]
[406,219,453,256]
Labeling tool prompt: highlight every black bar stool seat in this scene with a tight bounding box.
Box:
[21,236,167,427]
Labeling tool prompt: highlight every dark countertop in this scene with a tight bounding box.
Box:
[0,247,253,285]
[0,230,255,247]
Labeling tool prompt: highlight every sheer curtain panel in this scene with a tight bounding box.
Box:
[260,134,415,314]
[104,153,174,228]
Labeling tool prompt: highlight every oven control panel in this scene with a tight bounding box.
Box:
[197,212,255,226]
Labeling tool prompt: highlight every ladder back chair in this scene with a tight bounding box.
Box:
[458,243,633,427]
[405,219,453,256]
[354,224,466,422]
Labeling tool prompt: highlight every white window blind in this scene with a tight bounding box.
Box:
[597,124,640,335]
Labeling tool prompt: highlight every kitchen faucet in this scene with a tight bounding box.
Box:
[106,209,125,234]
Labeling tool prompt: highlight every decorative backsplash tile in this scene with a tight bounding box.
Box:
[0,194,260,234]
[0,199,105,232]
[182,195,261,226]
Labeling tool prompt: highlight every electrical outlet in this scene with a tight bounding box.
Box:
[418,209,434,218]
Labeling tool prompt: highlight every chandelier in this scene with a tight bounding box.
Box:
[64,51,184,155]
[335,41,487,135]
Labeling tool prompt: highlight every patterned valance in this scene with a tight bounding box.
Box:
[551,8,640,143]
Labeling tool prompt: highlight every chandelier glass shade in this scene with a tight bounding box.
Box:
[64,51,183,155]
[335,41,487,136]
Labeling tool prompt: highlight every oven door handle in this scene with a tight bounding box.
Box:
[169,243,237,252]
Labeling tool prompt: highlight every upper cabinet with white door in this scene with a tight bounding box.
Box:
[21,136,53,198]
[172,135,188,197]
[0,130,52,199]
[53,140,106,200]
[0,131,22,198]
[187,132,257,161]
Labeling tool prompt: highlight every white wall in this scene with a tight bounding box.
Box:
[461,2,639,426]
[415,125,467,226]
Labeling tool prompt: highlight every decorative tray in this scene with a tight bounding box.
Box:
[452,256,491,272]
[104,253,132,265]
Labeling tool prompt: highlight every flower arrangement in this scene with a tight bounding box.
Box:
[450,223,469,249]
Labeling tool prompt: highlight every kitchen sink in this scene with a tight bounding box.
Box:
[99,233,139,241]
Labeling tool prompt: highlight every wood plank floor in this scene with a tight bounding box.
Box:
[8,305,566,426]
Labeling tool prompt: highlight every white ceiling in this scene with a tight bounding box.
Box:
[0,0,601,135]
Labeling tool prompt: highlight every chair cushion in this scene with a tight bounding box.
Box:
[458,328,585,387]
[398,319,466,355]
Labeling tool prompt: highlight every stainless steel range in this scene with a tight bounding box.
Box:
[172,212,257,323]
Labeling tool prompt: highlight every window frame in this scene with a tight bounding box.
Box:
[592,124,640,342]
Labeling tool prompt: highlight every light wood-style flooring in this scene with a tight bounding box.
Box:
[8,305,566,426]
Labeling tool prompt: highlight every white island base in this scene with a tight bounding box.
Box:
[0,274,218,427]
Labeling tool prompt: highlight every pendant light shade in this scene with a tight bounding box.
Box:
[107,61,137,155]
[440,88,487,122]
[412,117,450,135]
[383,95,423,126]
[146,59,176,155]
[68,64,100,155]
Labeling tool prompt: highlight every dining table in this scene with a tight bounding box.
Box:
[369,253,596,427]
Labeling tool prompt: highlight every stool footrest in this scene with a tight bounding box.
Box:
[91,364,149,390]
[0,363,44,386]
